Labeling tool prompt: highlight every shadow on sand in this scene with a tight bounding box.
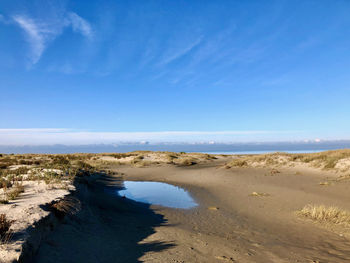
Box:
[33,174,175,263]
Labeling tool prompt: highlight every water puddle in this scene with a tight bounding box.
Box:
[118,181,197,209]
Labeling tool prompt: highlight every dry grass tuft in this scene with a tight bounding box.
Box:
[290,149,350,169]
[177,158,197,166]
[2,182,25,201]
[265,168,281,176]
[132,160,153,167]
[336,174,350,182]
[225,149,350,170]
[250,192,270,197]
[298,204,350,226]
[226,159,248,168]
[51,196,81,216]
[0,214,13,242]
[270,168,280,175]
[0,178,12,189]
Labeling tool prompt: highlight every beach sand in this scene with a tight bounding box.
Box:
[33,156,350,263]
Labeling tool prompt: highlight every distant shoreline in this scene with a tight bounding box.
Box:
[1,141,350,154]
[202,149,326,155]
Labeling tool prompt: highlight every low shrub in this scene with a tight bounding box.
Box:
[13,166,29,176]
[0,178,12,189]
[0,214,13,242]
[6,183,25,200]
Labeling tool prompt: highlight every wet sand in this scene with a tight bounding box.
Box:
[35,159,350,262]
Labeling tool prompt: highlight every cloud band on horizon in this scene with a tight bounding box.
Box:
[0,128,329,146]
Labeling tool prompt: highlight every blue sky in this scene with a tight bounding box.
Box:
[1,0,350,144]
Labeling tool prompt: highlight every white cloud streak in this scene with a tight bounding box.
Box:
[67,12,93,38]
[159,37,203,66]
[0,129,302,145]
[12,12,92,65]
[12,15,48,64]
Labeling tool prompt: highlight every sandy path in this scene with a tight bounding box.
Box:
[34,161,350,262]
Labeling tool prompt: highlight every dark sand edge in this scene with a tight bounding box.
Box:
[32,174,174,263]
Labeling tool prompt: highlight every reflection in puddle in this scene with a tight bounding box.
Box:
[118,181,197,209]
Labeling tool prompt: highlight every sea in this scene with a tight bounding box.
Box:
[1,141,350,154]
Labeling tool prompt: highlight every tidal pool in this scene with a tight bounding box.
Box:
[118,181,197,209]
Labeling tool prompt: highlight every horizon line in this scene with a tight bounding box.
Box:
[1,139,350,147]
[0,128,348,145]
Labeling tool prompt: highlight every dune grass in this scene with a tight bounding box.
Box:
[51,196,81,216]
[176,157,197,166]
[6,183,24,200]
[0,214,13,242]
[226,149,350,170]
[336,174,350,181]
[298,204,350,226]
[290,149,350,169]
[0,152,217,189]
[0,154,104,205]
[226,159,248,168]
[225,152,289,168]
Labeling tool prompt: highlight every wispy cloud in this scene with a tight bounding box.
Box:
[0,129,303,145]
[67,12,93,39]
[12,12,93,65]
[158,37,203,66]
[12,15,48,64]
